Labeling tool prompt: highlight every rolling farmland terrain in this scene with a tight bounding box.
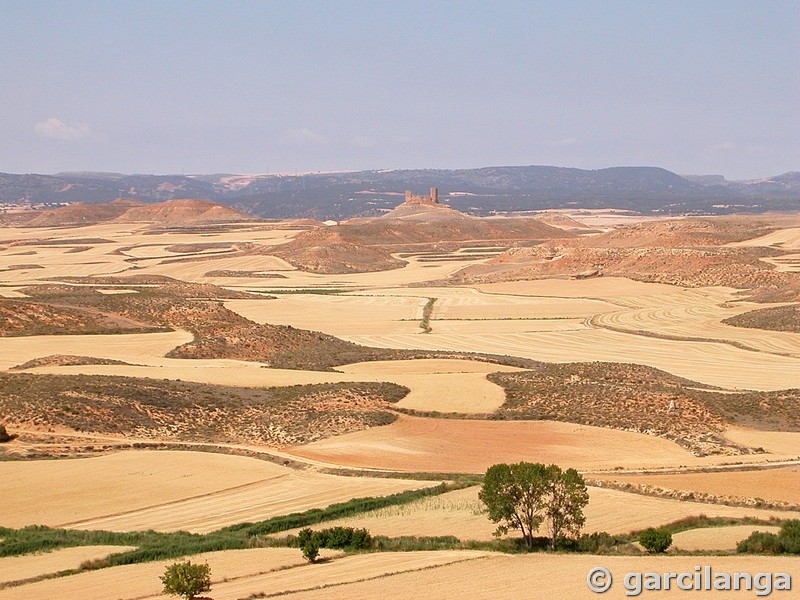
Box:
[1,199,798,598]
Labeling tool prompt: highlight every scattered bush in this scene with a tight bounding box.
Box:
[575,531,620,554]
[639,528,673,553]
[737,520,800,555]
[160,560,211,600]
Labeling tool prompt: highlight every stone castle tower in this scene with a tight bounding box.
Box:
[404,187,439,206]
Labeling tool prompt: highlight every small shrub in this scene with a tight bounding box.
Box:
[0,425,18,443]
[302,539,320,563]
[576,531,619,553]
[639,528,672,554]
[160,560,211,600]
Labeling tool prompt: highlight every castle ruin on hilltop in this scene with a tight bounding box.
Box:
[404,187,439,206]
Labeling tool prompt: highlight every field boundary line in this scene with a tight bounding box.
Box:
[55,475,290,528]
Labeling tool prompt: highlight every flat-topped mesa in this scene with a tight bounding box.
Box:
[404,187,439,206]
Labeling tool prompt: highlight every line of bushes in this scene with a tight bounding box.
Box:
[737,520,800,555]
[0,483,458,563]
[220,482,454,537]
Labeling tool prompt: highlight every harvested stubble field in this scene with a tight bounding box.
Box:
[0,545,136,586]
[0,451,434,532]
[597,466,800,505]
[671,525,782,552]
[276,554,800,600]
[0,549,488,600]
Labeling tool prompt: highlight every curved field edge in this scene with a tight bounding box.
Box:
[486,362,800,456]
[722,304,800,333]
[0,374,410,447]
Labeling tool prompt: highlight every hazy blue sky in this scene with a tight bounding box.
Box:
[1,1,797,178]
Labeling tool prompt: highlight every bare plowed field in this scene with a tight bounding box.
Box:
[286,414,699,472]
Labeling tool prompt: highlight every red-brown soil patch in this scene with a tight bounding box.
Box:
[286,413,694,472]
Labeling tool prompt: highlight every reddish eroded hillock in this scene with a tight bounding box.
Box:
[14,198,253,228]
[262,229,405,274]
[112,198,253,224]
[18,198,144,227]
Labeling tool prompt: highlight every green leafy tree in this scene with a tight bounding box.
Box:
[543,465,589,550]
[639,528,673,553]
[479,462,589,550]
[160,561,211,600]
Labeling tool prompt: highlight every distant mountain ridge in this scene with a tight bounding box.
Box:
[1,166,797,220]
